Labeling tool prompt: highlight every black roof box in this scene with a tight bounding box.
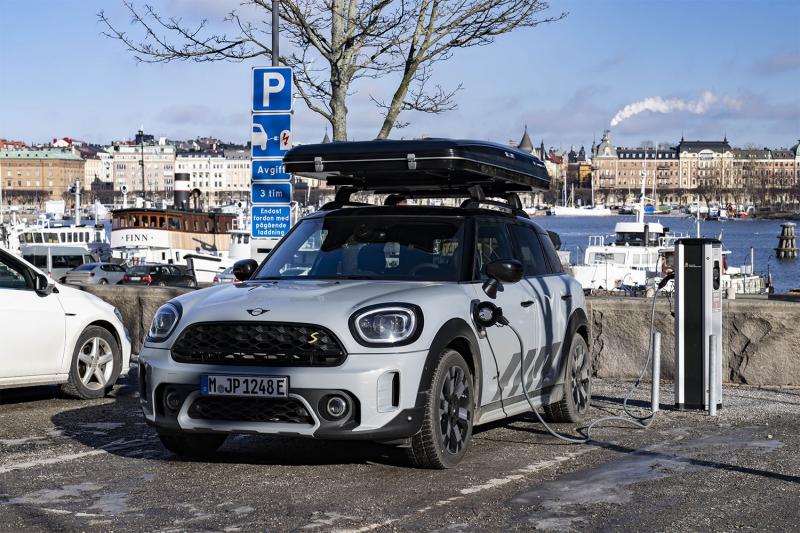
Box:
[283,138,550,195]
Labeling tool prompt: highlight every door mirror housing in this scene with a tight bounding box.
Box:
[33,272,54,294]
[482,259,524,298]
[232,259,259,282]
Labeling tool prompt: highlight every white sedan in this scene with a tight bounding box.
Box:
[0,248,131,398]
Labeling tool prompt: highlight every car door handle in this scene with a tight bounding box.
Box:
[561,294,572,300]
[520,300,535,308]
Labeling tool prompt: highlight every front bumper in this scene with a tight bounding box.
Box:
[138,346,428,441]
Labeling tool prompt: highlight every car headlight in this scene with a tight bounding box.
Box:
[113,307,124,323]
[349,304,423,347]
[147,302,182,342]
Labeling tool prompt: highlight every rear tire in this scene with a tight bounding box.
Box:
[407,349,474,469]
[99,279,108,285]
[61,326,121,400]
[187,279,197,288]
[158,432,226,457]
[544,332,591,423]
[157,281,166,287]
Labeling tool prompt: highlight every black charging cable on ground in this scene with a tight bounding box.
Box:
[481,273,673,444]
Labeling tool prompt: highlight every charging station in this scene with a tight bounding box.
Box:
[674,238,723,411]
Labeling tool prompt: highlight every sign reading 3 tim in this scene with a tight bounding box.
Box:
[252,182,292,204]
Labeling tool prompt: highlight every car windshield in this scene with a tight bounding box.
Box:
[255,216,466,281]
[75,264,97,271]
[128,266,151,275]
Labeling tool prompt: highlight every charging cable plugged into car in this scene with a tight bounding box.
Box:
[474,262,676,445]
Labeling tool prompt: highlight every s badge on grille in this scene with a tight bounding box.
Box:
[308,332,320,345]
[247,308,269,316]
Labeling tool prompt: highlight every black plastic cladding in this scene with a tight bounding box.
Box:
[171,322,347,367]
[187,396,314,424]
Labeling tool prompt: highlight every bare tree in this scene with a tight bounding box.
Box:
[99,1,565,141]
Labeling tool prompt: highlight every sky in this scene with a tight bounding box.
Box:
[1,0,798,150]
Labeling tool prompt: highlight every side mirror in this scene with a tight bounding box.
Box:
[34,272,53,294]
[232,259,258,282]
[482,259,524,298]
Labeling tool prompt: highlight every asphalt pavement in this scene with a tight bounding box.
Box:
[1,367,798,532]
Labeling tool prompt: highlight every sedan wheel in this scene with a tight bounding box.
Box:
[61,326,121,399]
[77,337,115,391]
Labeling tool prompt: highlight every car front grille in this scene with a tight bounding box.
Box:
[187,396,314,424]
[171,322,346,366]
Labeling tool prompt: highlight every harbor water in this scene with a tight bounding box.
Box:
[535,215,800,294]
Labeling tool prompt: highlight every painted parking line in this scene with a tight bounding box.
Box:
[331,448,593,532]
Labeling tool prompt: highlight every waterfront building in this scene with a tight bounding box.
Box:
[109,139,176,201]
[175,148,251,208]
[590,131,800,208]
[0,148,84,205]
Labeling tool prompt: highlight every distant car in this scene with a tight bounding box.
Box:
[0,248,131,398]
[122,264,197,288]
[65,263,127,286]
[212,267,237,285]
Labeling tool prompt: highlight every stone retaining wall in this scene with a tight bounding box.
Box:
[81,286,800,386]
[587,297,800,387]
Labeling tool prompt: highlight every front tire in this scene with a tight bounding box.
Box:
[158,432,226,457]
[544,332,591,423]
[61,326,121,399]
[407,349,474,469]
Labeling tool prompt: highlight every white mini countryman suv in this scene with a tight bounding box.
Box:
[138,139,591,468]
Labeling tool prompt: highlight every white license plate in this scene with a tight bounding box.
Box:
[129,276,141,281]
[200,375,288,398]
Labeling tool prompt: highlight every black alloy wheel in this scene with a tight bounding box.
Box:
[439,365,471,455]
[544,332,591,423]
[407,349,474,469]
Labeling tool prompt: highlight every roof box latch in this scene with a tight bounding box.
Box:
[314,156,324,172]
[407,153,417,170]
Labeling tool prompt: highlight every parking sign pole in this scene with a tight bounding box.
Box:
[272,0,279,66]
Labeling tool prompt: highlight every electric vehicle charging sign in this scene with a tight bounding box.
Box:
[252,206,292,238]
[252,159,290,181]
[251,114,292,158]
[252,182,292,204]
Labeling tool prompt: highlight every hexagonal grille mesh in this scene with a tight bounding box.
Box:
[171,322,346,366]
[188,396,313,424]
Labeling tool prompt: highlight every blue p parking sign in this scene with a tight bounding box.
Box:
[252,67,293,112]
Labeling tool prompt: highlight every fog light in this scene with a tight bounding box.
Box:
[326,396,348,419]
[164,389,183,412]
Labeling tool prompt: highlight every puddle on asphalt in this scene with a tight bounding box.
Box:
[512,426,783,530]
[1,481,130,516]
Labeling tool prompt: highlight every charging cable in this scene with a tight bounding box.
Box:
[481,273,673,444]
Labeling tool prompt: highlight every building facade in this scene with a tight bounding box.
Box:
[109,141,176,200]
[175,148,251,208]
[0,149,84,204]
[591,131,800,208]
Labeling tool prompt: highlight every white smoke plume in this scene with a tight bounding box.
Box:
[610,91,733,127]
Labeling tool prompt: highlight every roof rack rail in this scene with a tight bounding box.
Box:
[320,184,529,218]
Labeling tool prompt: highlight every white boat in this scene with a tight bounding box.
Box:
[570,176,685,291]
[18,220,111,262]
[550,205,613,217]
[548,181,612,217]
